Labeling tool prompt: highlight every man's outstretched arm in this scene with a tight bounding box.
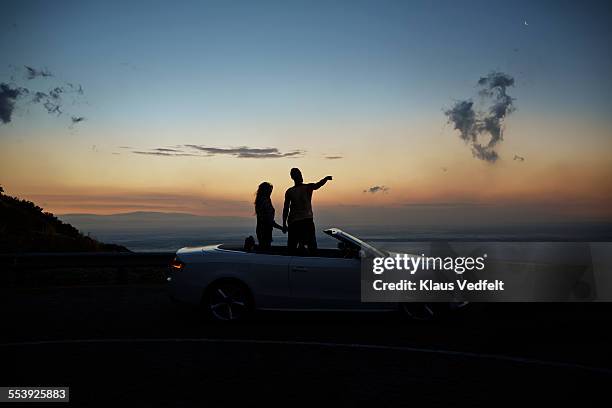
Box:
[313,175,333,190]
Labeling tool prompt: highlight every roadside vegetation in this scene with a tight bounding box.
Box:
[0,186,128,253]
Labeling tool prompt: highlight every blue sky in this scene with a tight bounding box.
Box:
[1,0,611,223]
[3,0,611,126]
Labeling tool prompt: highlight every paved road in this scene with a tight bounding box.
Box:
[1,284,611,405]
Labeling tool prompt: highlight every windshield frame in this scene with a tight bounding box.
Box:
[323,228,386,257]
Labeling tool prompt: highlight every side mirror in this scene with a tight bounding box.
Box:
[359,249,366,259]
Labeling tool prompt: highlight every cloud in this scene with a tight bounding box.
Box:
[363,185,389,194]
[31,90,62,115]
[130,145,305,159]
[132,151,198,157]
[65,83,84,95]
[2,66,86,124]
[0,83,28,124]
[324,155,343,160]
[477,72,514,97]
[184,144,305,158]
[445,71,516,163]
[24,65,53,80]
[153,148,182,152]
[28,83,85,117]
[513,154,525,162]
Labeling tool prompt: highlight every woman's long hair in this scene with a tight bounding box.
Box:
[254,182,273,213]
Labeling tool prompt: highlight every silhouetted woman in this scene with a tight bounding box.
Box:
[254,182,284,249]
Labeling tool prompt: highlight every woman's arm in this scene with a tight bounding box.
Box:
[261,200,283,230]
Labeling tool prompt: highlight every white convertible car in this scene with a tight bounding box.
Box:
[167,228,454,321]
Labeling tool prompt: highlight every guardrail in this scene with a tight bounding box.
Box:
[0,252,176,287]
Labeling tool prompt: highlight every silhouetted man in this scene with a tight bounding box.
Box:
[282,168,332,254]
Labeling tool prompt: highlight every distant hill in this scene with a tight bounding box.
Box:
[60,211,253,233]
[56,212,255,252]
[0,187,129,253]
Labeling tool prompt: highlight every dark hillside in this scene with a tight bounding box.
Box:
[0,186,128,253]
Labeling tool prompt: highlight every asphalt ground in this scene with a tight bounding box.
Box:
[1,284,611,406]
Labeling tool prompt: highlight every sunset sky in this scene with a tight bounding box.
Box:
[1,0,611,226]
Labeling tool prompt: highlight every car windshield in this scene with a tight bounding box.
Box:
[328,230,386,257]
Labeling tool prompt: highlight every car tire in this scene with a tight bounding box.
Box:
[398,302,450,321]
[202,280,254,322]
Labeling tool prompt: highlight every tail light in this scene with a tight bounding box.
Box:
[170,258,185,270]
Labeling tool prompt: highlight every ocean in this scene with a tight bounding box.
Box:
[78,223,612,253]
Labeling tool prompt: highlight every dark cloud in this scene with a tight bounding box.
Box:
[32,91,48,103]
[132,151,198,157]
[130,145,305,159]
[2,66,86,124]
[28,83,85,117]
[477,72,515,97]
[153,148,181,152]
[363,185,389,194]
[24,65,53,80]
[445,71,516,163]
[0,83,28,124]
[49,86,63,99]
[513,154,525,162]
[183,145,305,158]
[445,100,476,143]
[65,83,84,95]
[324,155,343,160]
[41,97,62,115]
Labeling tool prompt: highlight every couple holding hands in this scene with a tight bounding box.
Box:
[254,167,332,254]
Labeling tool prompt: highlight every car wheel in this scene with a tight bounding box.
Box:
[203,280,253,322]
[399,302,449,321]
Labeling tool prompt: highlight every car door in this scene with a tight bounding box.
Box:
[288,255,362,309]
[246,252,292,308]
